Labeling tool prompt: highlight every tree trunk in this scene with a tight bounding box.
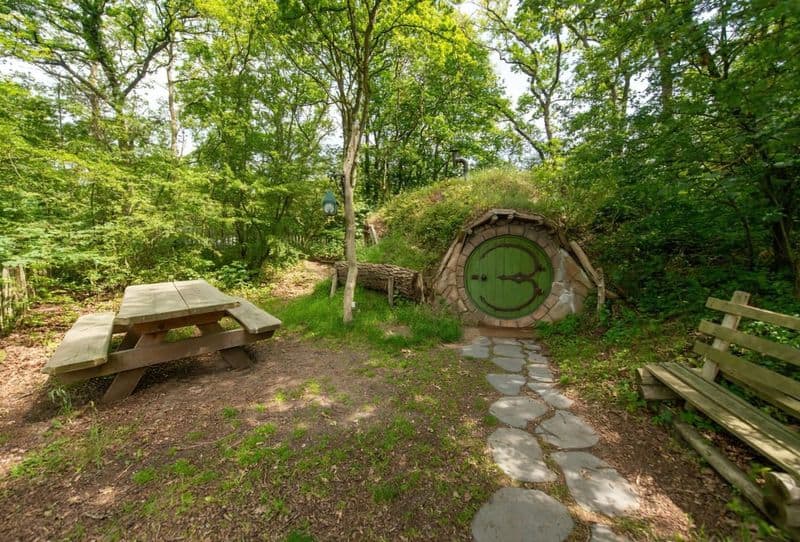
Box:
[334,262,424,302]
[342,118,361,324]
[656,44,673,117]
[89,63,102,143]
[167,41,179,158]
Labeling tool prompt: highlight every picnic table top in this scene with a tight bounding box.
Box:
[115,279,239,326]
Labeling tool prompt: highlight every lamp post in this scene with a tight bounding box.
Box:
[322,190,339,216]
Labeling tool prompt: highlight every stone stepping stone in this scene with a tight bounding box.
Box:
[489,396,548,428]
[492,356,525,372]
[528,352,550,365]
[520,339,542,350]
[472,336,492,346]
[472,488,574,542]
[528,382,574,409]
[492,344,525,358]
[488,428,557,483]
[528,365,556,383]
[552,451,640,517]
[487,374,526,395]
[591,524,631,542]
[535,410,599,449]
[462,344,490,360]
[492,337,521,346]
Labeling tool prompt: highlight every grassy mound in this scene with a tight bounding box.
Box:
[359,168,567,273]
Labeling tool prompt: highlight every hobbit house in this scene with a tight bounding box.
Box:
[432,209,597,328]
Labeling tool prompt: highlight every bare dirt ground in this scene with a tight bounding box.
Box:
[0,270,773,541]
[265,260,332,299]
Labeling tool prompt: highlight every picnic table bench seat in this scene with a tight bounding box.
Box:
[43,312,116,375]
[226,298,281,334]
[640,291,800,536]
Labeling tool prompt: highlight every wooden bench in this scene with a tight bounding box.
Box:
[640,291,800,536]
[43,313,116,375]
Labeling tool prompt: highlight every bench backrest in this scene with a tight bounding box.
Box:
[696,291,800,422]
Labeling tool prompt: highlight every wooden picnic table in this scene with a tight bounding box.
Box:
[44,279,281,403]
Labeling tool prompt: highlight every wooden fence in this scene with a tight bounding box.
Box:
[1,264,29,333]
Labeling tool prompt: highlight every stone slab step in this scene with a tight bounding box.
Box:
[472,488,574,542]
[488,428,557,483]
[487,374,527,395]
[552,451,640,517]
[535,410,599,449]
[492,356,525,372]
[490,396,548,428]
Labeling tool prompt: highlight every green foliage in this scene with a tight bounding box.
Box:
[1,0,799,342]
[221,407,239,420]
[726,497,791,542]
[47,384,74,416]
[651,409,673,427]
[170,459,197,478]
[539,309,693,406]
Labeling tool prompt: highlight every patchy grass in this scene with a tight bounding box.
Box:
[132,467,157,485]
[10,421,135,479]
[0,284,495,540]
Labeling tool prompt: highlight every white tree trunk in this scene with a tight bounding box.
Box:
[167,41,179,157]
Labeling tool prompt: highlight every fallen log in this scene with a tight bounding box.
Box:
[334,262,424,303]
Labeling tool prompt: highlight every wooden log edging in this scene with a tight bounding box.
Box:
[672,419,766,515]
[334,262,424,303]
[765,472,800,534]
[674,418,800,539]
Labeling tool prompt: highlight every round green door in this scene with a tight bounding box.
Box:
[464,235,553,320]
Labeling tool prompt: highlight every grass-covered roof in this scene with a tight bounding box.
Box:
[359,168,573,273]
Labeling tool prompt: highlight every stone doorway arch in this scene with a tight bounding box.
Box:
[432,209,596,328]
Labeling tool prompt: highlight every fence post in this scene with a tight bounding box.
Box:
[0,264,29,333]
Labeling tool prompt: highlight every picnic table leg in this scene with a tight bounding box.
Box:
[101,332,165,403]
[118,328,141,350]
[197,322,251,370]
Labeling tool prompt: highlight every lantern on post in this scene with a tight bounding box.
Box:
[450,148,469,178]
[322,190,338,216]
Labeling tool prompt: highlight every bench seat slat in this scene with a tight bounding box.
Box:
[706,297,800,332]
[662,362,800,446]
[43,313,115,375]
[645,362,800,479]
[226,298,281,334]
[698,320,800,367]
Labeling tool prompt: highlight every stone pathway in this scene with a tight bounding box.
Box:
[466,336,639,542]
